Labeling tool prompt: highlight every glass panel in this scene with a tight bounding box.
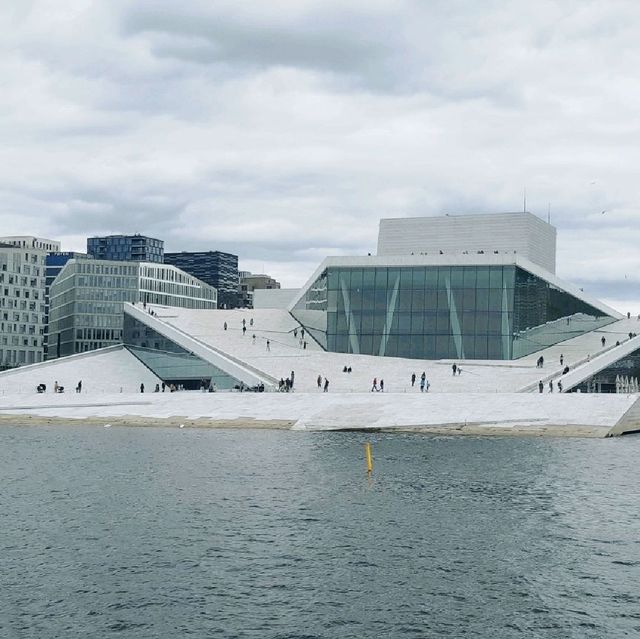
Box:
[489,267,503,288]
[362,268,375,289]
[412,268,426,289]
[437,267,450,289]
[411,312,424,333]
[400,269,413,289]
[424,268,438,288]
[449,267,464,288]
[463,267,477,288]
[397,289,412,311]
[375,268,388,288]
[350,269,363,289]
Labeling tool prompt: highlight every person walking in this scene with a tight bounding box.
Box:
[538,380,544,393]
[420,371,426,393]
[266,339,270,351]
[317,374,322,388]
[557,380,563,393]
[323,378,329,392]
[161,381,165,392]
[452,363,457,375]
[411,372,416,387]
[290,371,295,389]
[548,380,553,393]
[252,334,256,344]
[250,318,253,327]
[140,383,145,393]
[371,377,378,392]
[560,354,564,366]
[223,321,227,331]
[380,379,384,392]
[242,318,246,328]
[601,335,606,347]
[242,325,247,336]
[76,380,82,393]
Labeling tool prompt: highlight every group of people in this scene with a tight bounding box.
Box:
[410,371,430,392]
[278,371,295,392]
[539,379,563,393]
[451,363,462,376]
[36,380,82,393]
[316,374,330,392]
[371,377,384,392]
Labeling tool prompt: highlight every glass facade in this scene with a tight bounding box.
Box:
[48,259,217,358]
[123,315,240,389]
[163,251,239,309]
[291,265,615,360]
[572,346,640,393]
[87,235,164,263]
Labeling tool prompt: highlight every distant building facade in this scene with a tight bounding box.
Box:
[239,272,281,308]
[48,260,217,358]
[0,242,49,367]
[163,250,239,308]
[44,252,91,357]
[0,236,61,252]
[87,234,164,263]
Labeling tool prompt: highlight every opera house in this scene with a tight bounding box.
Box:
[1,212,639,436]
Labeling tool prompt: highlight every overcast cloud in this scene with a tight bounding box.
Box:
[1,0,639,310]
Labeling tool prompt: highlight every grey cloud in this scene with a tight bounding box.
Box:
[121,4,398,88]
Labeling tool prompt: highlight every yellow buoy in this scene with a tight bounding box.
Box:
[365,442,373,474]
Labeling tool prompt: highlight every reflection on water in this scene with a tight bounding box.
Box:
[1,426,639,638]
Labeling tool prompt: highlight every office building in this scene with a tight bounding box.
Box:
[48,259,217,358]
[87,234,164,263]
[239,272,281,308]
[163,250,239,308]
[44,252,92,357]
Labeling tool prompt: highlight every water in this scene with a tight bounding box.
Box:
[1,426,640,638]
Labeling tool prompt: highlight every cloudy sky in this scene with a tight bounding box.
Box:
[1,0,639,310]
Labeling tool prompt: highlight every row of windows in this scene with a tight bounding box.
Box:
[0,349,42,364]
[326,333,509,360]
[326,266,516,292]
[328,310,512,335]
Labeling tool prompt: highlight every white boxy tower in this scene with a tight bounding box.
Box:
[377,212,557,274]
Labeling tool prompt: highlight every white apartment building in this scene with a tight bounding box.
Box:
[0,236,61,252]
[0,242,48,367]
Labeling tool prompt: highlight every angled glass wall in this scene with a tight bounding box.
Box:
[571,346,640,393]
[291,265,615,361]
[123,315,240,389]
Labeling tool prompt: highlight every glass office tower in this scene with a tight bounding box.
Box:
[87,234,164,263]
[291,264,615,360]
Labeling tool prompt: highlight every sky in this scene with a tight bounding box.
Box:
[1,0,639,311]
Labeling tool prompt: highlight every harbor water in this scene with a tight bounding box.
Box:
[1,425,639,638]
